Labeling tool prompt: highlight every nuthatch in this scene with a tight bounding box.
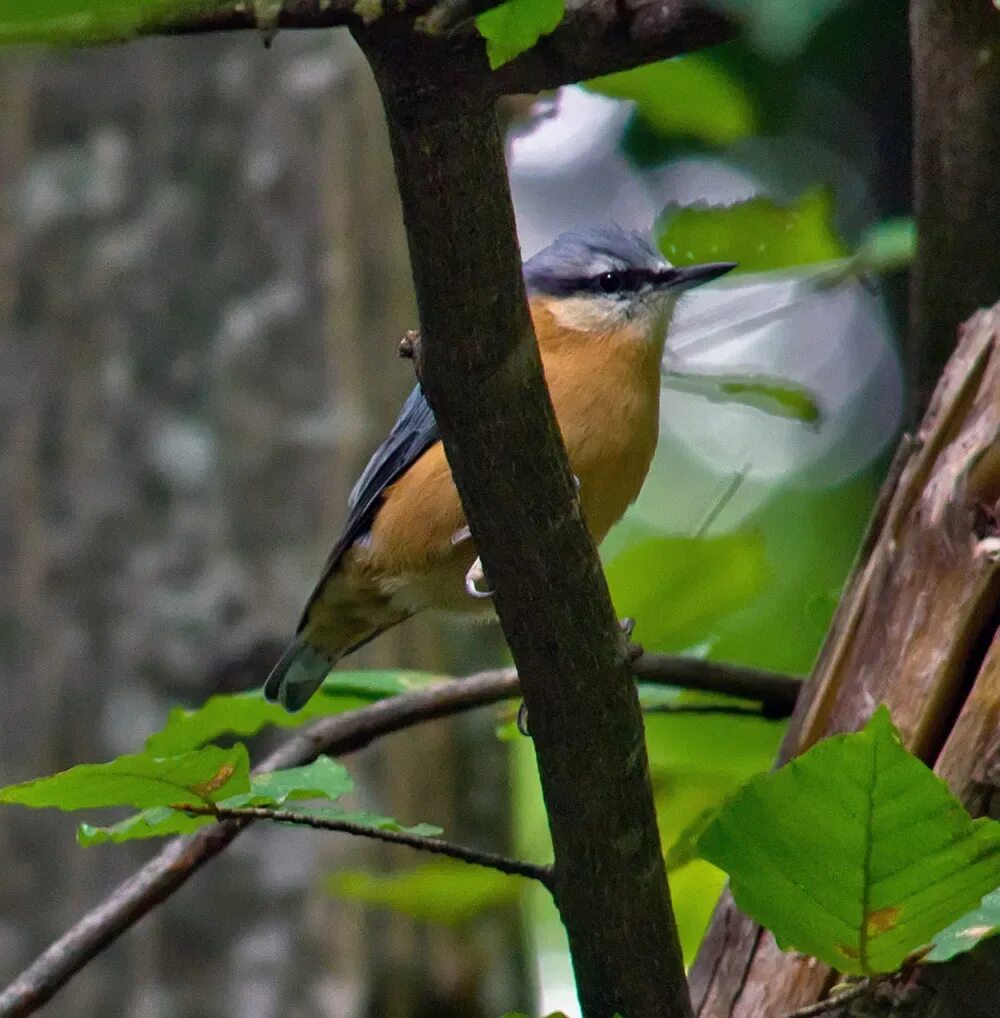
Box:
[265,226,735,710]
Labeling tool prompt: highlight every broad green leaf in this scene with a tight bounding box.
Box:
[79,756,353,844]
[606,531,768,653]
[146,671,431,754]
[698,707,1000,975]
[0,0,212,46]
[78,804,441,844]
[927,887,1000,963]
[657,189,846,274]
[475,0,564,70]
[224,756,353,808]
[0,745,249,811]
[79,806,211,845]
[588,56,756,145]
[328,859,521,925]
[78,757,440,845]
[663,369,821,424]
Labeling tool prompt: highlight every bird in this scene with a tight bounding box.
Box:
[265,225,735,710]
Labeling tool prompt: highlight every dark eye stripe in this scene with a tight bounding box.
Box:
[525,266,676,298]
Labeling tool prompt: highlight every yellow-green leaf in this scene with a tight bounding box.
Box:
[658,189,847,274]
[698,707,1000,975]
[588,56,756,145]
[475,0,564,70]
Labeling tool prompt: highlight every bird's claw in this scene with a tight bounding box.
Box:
[517,700,531,737]
[451,525,472,546]
[465,556,494,599]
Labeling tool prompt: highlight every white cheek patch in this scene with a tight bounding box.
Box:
[547,294,621,331]
[547,292,677,338]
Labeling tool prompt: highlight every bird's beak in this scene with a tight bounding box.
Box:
[660,262,737,291]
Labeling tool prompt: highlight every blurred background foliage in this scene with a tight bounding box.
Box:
[0,0,908,1015]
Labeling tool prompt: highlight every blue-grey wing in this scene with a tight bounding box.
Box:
[296,384,439,629]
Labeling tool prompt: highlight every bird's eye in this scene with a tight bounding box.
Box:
[597,271,624,293]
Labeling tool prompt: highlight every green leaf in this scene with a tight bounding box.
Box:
[927,887,1000,963]
[657,189,847,274]
[475,0,564,70]
[78,756,354,845]
[588,55,756,146]
[0,0,211,46]
[78,807,212,845]
[605,531,768,653]
[698,707,1000,975]
[663,369,821,424]
[1,745,249,811]
[146,671,430,755]
[328,859,521,925]
[225,756,353,808]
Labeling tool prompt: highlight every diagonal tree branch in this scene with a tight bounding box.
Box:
[182,804,555,887]
[155,0,736,95]
[0,654,796,1018]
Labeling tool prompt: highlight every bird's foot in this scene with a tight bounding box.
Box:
[465,556,494,599]
[620,617,643,662]
[517,700,531,737]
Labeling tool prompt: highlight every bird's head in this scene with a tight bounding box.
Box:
[523,225,735,342]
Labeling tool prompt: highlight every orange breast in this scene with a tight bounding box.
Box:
[357,301,662,588]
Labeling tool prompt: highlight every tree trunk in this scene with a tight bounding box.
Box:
[689,304,1000,1016]
[0,33,526,1018]
[909,0,1000,418]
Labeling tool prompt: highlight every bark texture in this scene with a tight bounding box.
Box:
[0,33,524,1018]
[357,28,694,1018]
[690,305,1000,1016]
[909,0,1000,417]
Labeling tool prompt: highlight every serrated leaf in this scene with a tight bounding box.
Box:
[328,858,520,925]
[663,369,821,424]
[225,757,353,808]
[698,707,1000,975]
[588,56,756,146]
[146,671,430,755]
[658,189,846,274]
[475,0,564,70]
[78,807,212,845]
[927,887,1000,963]
[0,745,250,811]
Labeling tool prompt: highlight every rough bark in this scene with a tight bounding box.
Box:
[909,0,1000,418]
[689,305,1000,1016]
[153,0,736,97]
[354,27,693,1018]
[0,32,526,1018]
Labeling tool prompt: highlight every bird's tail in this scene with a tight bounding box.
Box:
[263,634,340,712]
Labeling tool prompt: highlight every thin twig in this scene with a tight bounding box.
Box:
[634,652,800,717]
[184,804,553,888]
[0,653,798,1017]
[783,979,870,1017]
